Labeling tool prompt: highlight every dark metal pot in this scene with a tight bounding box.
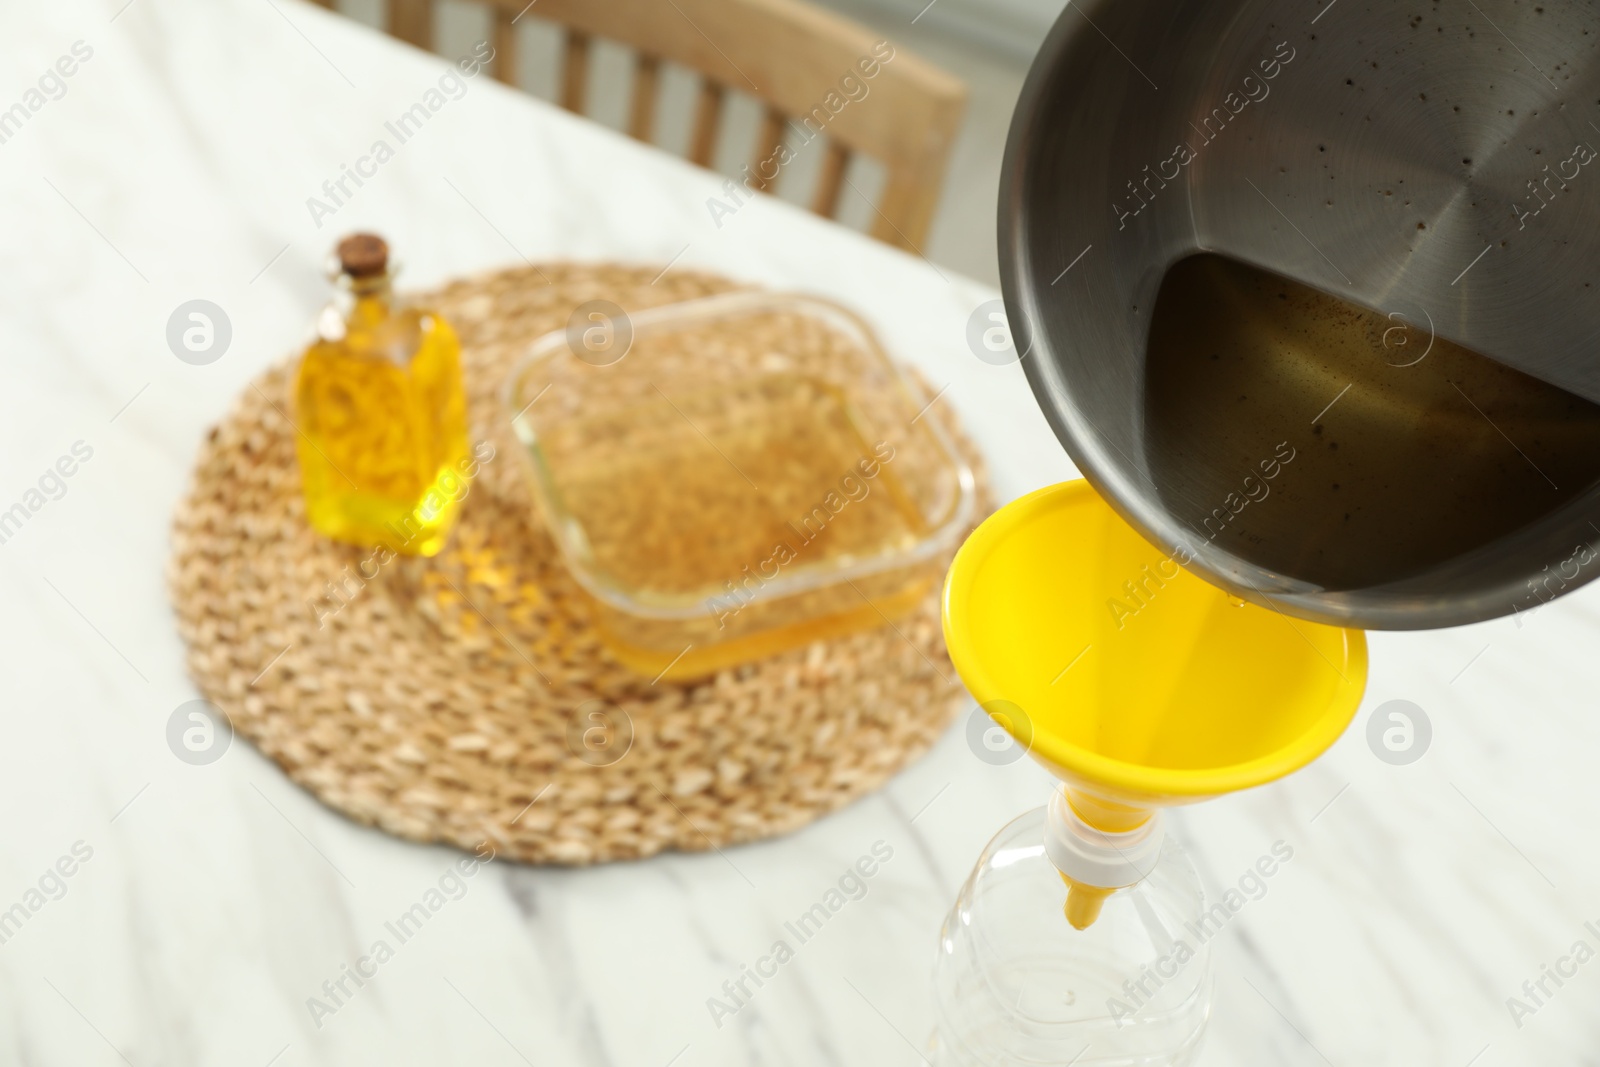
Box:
[1001,0,1600,628]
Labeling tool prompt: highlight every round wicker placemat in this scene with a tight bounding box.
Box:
[170,263,990,864]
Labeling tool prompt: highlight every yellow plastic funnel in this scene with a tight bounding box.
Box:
[943,480,1367,926]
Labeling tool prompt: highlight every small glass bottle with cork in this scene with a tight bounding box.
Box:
[293,233,472,556]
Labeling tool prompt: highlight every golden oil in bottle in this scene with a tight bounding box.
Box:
[293,233,470,556]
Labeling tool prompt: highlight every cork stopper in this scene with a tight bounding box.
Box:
[336,233,389,278]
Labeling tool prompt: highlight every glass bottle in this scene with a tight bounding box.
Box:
[931,792,1213,1066]
[293,233,470,557]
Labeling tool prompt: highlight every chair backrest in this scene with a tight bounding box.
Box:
[354,0,966,253]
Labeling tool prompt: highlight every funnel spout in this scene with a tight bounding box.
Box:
[1044,789,1165,929]
[1058,789,1155,928]
[1067,789,1153,834]
[1059,873,1115,930]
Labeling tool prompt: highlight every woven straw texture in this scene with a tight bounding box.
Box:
[170,263,989,864]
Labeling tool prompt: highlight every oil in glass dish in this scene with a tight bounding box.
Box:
[294,234,471,557]
[508,292,975,681]
[542,373,928,625]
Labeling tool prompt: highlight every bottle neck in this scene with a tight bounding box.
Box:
[1045,787,1164,890]
[338,273,394,323]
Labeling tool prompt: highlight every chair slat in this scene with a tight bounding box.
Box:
[871,166,941,253]
[810,140,850,218]
[387,0,432,49]
[561,31,591,113]
[688,80,724,167]
[492,8,518,86]
[629,55,660,142]
[748,106,787,194]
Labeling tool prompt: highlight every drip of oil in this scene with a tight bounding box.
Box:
[1143,253,1600,591]
[542,375,927,600]
[294,236,470,557]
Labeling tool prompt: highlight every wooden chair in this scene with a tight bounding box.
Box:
[314,0,967,253]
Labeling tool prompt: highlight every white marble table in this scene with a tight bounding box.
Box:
[4,2,1599,1064]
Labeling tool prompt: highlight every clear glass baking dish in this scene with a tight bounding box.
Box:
[506,291,976,681]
